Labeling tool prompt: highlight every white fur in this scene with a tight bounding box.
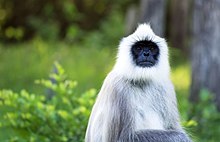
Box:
[130,88,164,130]
[113,24,170,82]
[135,109,164,130]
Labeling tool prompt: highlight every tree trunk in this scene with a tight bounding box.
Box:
[190,0,220,110]
[139,0,166,36]
[125,5,139,35]
[168,0,190,53]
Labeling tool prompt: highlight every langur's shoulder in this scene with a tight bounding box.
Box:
[102,71,124,87]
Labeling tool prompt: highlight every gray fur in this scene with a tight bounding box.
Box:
[85,72,191,142]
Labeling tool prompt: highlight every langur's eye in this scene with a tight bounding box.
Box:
[150,47,154,51]
[136,47,142,51]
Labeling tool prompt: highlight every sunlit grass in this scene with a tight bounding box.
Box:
[169,48,191,119]
[171,64,191,92]
[171,63,191,119]
[0,40,116,94]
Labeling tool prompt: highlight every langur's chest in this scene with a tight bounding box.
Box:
[134,104,164,130]
[131,88,165,130]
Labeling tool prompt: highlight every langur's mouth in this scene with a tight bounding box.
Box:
[138,61,154,67]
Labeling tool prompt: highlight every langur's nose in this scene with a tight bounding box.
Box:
[143,52,150,57]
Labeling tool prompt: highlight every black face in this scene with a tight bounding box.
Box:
[131,40,159,68]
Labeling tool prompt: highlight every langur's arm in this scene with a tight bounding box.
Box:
[131,130,191,142]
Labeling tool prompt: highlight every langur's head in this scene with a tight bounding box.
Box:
[113,24,170,82]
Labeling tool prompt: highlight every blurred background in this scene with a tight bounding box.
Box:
[0,0,220,141]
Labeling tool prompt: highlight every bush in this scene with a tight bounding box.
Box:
[79,11,125,47]
[188,90,220,142]
[0,62,96,142]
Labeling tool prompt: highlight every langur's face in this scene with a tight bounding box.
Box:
[131,40,159,68]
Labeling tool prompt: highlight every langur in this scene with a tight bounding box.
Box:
[85,24,191,142]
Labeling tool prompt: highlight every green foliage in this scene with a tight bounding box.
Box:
[65,25,82,42]
[0,0,133,41]
[28,18,60,41]
[170,49,191,120]
[170,50,220,141]
[4,27,24,40]
[82,11,125,48]
[170,49,220,141]
[188,90,220,142]
[0,63,96,141]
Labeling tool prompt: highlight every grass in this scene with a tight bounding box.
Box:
[0,39,116,95]
[169,48,191,119]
